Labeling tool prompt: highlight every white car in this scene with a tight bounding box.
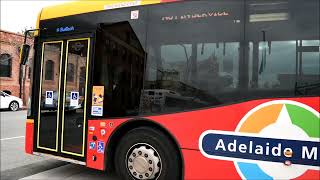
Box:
[0,91,23,111]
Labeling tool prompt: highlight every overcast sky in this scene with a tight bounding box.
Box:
[1,0,70,33]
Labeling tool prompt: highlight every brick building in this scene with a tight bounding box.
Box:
[0,29,89,106]
[0,30,33,105]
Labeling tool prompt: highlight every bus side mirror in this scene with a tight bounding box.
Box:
[20,44,30,65]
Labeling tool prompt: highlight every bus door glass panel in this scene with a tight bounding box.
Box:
[37,41,63,151]
[61,39,89,156]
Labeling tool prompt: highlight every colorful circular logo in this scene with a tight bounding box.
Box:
[235,100,320,179]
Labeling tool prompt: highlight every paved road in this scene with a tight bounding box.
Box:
[0,110,54,171]
[0,110,66,180]
[20,164,118,180]
[1,110,27,139]
[0,110,119,180]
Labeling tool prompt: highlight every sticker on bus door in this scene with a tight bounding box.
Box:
[45,91,53,105]
[70,91,79,107]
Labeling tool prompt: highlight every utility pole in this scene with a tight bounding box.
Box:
[19,59,24,98]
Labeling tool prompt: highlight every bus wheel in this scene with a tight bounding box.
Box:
[115,127,180,180]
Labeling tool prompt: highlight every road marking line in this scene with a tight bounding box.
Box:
[0,136,25,141]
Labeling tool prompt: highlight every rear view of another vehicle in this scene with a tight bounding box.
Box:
[0,91,23,111]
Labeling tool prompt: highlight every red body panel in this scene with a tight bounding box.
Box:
[86,120,126,170]
[182,149,241,179]
[25,120,34,154]
[150,97,319,150]
[297,170,320,180]
[85,97,319,179]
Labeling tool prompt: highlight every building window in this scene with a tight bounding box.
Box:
[28,66,32,79]
[0,53,12,77]
[67,63,75,82]
[45,60,54,80]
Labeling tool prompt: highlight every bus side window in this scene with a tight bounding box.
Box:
[246,0,320,97]
[143,0,243,114]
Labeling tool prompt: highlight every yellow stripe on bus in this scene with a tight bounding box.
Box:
[40,0,161,20]
[26,119,34,124]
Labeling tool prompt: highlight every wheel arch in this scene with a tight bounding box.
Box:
[105,118,184,179]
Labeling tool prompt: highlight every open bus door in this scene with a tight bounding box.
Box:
[35,36,91,161]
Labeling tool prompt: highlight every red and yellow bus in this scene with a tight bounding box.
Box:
[23,0,319,179]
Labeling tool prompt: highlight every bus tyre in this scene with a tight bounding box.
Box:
[115,127,181,180]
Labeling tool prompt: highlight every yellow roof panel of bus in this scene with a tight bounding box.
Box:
[40,0,171,20]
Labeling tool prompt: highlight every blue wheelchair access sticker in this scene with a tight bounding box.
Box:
[46,91,53,98]
[89,142,96,150]
[71,92,78,100]
[97,141,104,153]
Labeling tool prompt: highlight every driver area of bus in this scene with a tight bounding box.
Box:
[94,22,146,117]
